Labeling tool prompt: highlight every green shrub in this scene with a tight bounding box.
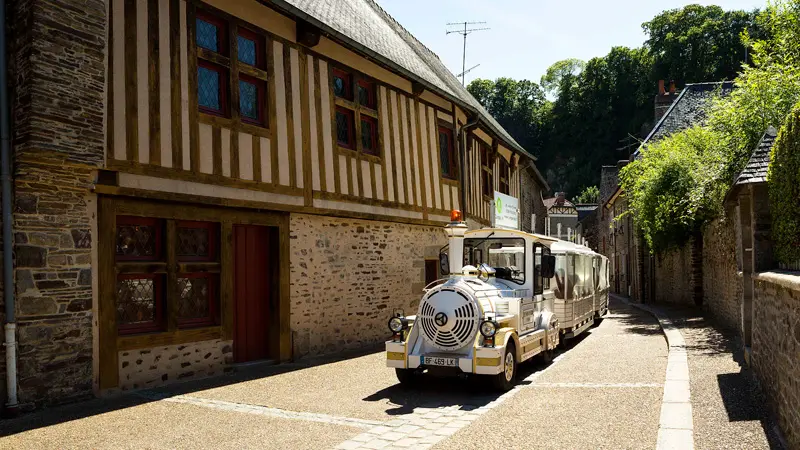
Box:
[768,102,800,265]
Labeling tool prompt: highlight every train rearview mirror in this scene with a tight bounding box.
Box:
[439,252,449,276]
[541,255,556,279]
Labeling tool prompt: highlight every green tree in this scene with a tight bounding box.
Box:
[540,58,585,97]
[643,5,762,84]
[573,186,600,204]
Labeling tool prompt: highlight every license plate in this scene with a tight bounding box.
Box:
[423,356,458,367]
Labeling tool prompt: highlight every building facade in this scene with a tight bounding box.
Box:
[2,0,546,408]
[543,192,578,241]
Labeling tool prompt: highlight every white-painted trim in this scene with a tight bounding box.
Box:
[220,128,231,177]
[260,137,272,184]
[338,154,349,195]
[390,90,405,204]
[239,132,253,181]
[361,160,372,199]
[198,123,213,174]
[373,162,383,200]
[118,173,304,206]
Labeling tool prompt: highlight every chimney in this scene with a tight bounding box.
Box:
[556,191,565,205]
[654,80,678,123]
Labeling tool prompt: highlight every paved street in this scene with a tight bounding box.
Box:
[0,297,780,449]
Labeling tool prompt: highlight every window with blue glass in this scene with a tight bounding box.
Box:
[239,77,264,126]
[332,68,352,101]
[439,126,456,179]
[196,12,226,55]
[194,10,269,126]
[198,63,226,115]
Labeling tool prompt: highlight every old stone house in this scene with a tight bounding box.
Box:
[575,203,597,249]
[0,0,548,409]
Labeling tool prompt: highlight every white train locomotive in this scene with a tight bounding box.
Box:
[385,211,609,390]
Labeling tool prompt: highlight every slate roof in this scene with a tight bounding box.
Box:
[271,0,534,162]
[734,127,777,186]
[543,197,576,210]
[635,81,735,156]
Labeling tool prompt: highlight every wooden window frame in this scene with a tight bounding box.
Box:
[331,65,381,159]
[360,114,379,156]
[498,156,510,195]
[116,273,166,335]
[236,26,265,69]
[194,7,270,129]
[335,106,356,150]
[196,10,228,55]
[197,60,229,117]
[439,126,457,180]
[480,142,494,199]
[176,272,219,329]
[238,74,266,127]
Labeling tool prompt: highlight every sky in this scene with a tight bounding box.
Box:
[375,0,765,87]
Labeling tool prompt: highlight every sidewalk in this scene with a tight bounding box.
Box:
[615,295,786,450]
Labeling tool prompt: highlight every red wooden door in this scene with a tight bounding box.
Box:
[233,225,271,362]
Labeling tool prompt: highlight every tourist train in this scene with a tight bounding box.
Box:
[385,210,610,391]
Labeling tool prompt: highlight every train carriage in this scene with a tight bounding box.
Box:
[385,211,609,390]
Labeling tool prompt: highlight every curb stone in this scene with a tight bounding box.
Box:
[611,294,694,450]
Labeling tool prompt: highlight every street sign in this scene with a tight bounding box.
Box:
[493,191,519,230]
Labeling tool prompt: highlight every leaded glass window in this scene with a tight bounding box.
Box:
[198,66,222,112]
[333,69,352,100]
[361,116,378,155]
[117,276,163,332]
[177,275,215,326]
[237,35,256,66]
[336,108,354,148]
[239,80,258,122]
[116,217,161,260]
[196,18,219,52]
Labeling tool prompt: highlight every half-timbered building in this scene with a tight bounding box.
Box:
[2,0,547,407]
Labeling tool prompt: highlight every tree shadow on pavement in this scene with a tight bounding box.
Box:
[0,345,383,437]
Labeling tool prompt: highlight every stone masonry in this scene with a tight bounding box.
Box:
[289,214,446,358]
[117,339,234,391]
[519,166,546,234]
[702,216,741,332]
[5,0,107,407]
[751,274,800,449]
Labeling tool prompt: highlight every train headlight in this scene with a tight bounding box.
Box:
[480,320,498,337]
[388,317,406,333]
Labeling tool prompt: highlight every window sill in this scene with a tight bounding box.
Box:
[117,325,222,351]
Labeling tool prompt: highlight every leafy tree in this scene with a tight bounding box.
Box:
[540,58,585,96]
[643,5,762,84]
[573,186,599,204]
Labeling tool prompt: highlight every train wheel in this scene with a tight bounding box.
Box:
[395,368,418,386]
[492,343,516,392]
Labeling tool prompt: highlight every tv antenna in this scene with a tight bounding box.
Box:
[456,64,481,79]
[447,21,490,86]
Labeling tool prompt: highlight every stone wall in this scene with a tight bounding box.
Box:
[289,214,446,358]
[6,0,107,407]
[654,241,696,306]
[751,273,800,449]
[118,340,233,391]
[702,217,741,332]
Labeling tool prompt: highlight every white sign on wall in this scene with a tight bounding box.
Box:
[493,191,519,230]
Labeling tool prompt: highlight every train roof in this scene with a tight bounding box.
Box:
[464,228,559,243]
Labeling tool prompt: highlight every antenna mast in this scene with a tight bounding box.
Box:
[446,21,489,86]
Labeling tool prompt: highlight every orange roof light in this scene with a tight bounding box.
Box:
[450,210,463,222]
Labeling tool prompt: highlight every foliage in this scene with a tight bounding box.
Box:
[619,127,726,252]
[768,102,800,264]
[705,0,800,179]
[467,78,550,157]
[539,58,585,96]
[573,186,599,204]
[642,5,762,84]
[622,0,800,253]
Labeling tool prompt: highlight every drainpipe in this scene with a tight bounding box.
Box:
[0,0,17,412]
[457,117,479,217]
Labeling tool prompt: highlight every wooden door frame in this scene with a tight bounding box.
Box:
[98,195,291,390]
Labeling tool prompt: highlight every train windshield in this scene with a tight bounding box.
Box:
[464,238,525,284]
